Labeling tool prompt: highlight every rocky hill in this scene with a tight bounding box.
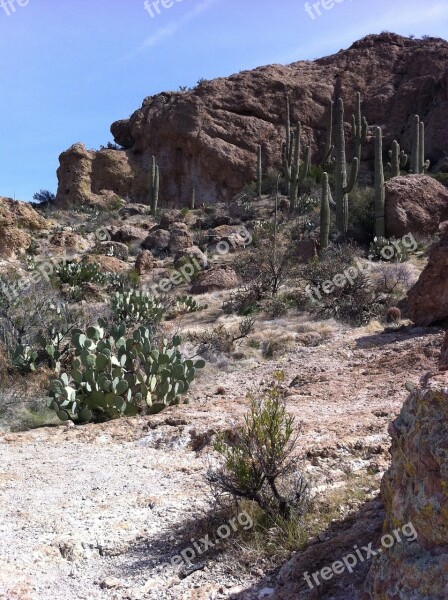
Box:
[56,32,448,208]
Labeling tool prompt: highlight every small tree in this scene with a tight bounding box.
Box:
[32,190,55,204]
[207,373,308,520]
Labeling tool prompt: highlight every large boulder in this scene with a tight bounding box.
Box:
[408,227,448,325]
[135,250,154,275]
[142,229,170,252]
[363,372,448,599]
[169,226,193,253]
[191,265,239,294]
[385,175,448,238]
[57,34,448,207]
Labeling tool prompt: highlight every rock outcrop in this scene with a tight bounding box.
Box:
[385,175,448,237]
[0,197,49,259]
[408,227,448,325]
[56,33,448,208]
[363,372,448,599]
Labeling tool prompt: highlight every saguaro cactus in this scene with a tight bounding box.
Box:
[388,140,408,177]
[334,98,359,234]
[191,185,196,210]
[352,92,368,162]
[289,122,311,209]
[148,156,160,215]
[320,172,330,249]
[257,144,262,197]
[323,99,334,165]
[411,115,430,174]
[374,126,385,238]
[282,96,311,206]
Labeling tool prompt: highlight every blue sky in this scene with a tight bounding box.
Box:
[1,0,447,202]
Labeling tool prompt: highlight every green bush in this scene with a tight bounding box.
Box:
[207,373,309,520]
[48,320,205,422]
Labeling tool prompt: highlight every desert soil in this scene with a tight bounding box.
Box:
[0,319,442,600]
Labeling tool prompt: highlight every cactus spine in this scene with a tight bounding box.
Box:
[334,98,359,234]
[320,172,330,249]
[388,140,408,177]
[257,144,262,197]
[410,115,430,174]
[374,126,386,238]
[352,92,368,162]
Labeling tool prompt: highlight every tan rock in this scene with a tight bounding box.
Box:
[385,175,448,237]
[408,228,448,325]
[135,250,154,275]
[191,265,239,294]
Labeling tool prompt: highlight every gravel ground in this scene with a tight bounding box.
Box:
[0,323,443,600]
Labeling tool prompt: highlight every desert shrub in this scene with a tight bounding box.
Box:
[48,320,205,423]
[432,173,448,188]
[348,186,375,236]
[262,296,289,319]
[227,228,297,315]
[301,245,383,326]
[189,317,255,356]
[32,190,55,204]
[371,262,415,296]
[0,279,85,374]
[107,269,141,292]
[386,307,402,323]
[207,373,309,520]
[261,170,288,196]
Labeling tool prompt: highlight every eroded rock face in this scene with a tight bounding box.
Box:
[0,197,49,258]
[363,372,448,599]
[385,175,448,237]
[57,33,448,207]
[408,227,448,325]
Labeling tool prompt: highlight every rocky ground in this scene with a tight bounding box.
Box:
[0,318,443,600]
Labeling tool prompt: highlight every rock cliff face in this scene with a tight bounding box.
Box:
[363,372,448,599]
[408,225,448,326]
[56,32,448,208]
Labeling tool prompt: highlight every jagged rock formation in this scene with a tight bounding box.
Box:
[363,372,448,599]
[56,33,448,208]
[0,196,49,258]
[408,225,448,325]
[385,175,448,237]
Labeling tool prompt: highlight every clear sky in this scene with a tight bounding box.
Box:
[1,0,447,202]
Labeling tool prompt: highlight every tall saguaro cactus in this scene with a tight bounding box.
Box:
[411,115,430,174]
[374,126,386,238]
[388,140,408,177]
[257,144,262,198]
[282,96,311,206]
[320,172,330,249]
[323,99,334,165]
[352,91,368,162]
[148,156,159,215]
[289,122,311,209]
[334,98,359,234]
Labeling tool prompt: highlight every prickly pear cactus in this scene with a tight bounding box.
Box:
[48,320,205,422]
